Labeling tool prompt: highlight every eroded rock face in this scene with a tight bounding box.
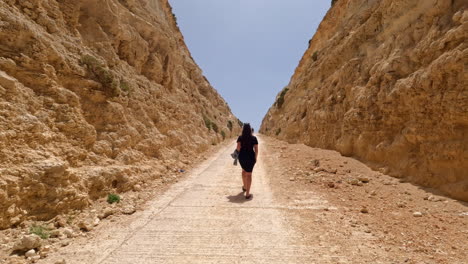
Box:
[261,0,467,201]
[0,0,240,228]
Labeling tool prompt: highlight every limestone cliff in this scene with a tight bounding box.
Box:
[261,0,468,201]
[0,0,240,229]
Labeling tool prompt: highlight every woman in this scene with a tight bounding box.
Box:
[236,123,258,199]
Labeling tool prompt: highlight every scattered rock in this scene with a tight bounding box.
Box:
[327,182,335,188]
[350,179,360,185]
[358,177,370,183]
[55,216,67,228]
[99,208,115,219]
[289,177,295,181]
[25,249,36,258]
[328,168,337,174]
[55,260,66,264]
[78,220,94,232]
[360,208,369,214]
[122,205,136,215]
[62,228,74,238]
[314,167,325,173]
[12,234,42,251]
[413,212,423,217]
[61,241,70,247]
[133,184,142,192]
[49,229,61,238]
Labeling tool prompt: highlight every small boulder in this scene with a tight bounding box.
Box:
[358,177,370,183]
[122,205,136,215]
[25,249,36,258]
[12,234,42,251]
[78,220,94,232]
[62,228,74,238]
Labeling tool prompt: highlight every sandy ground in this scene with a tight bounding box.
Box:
[3,135,468,263]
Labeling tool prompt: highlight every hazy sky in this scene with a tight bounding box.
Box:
[169,0,331,130]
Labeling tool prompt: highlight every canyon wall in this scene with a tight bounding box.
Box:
[0,0,240,229]
[261,0,468,201]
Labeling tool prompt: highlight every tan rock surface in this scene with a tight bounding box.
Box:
[0,0,240,229]
[261,0,468,201]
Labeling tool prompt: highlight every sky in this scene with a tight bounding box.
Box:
[169,0,331,130]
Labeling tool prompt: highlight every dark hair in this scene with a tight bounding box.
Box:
[240,123,253,148]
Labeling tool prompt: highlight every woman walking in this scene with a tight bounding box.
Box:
[236,123,258,199]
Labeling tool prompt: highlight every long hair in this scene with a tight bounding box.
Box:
[240,123,253,149]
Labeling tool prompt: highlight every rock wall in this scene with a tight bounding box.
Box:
[261,0,468,201]
[0,0,240,229]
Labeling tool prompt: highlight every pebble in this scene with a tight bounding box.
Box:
[413,212,423,217]
[289,177,295,181]
[360,208,369,214]
[55,259,66,264]
[327,182,335,188]
[25,249,36,258]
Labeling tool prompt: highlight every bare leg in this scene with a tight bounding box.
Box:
[245,172,252,196]
[241,170,247,191]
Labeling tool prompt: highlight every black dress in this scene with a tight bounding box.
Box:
[237,135,258,172]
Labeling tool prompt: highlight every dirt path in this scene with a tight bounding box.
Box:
[36,135,467,264]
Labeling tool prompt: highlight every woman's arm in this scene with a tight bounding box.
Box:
[254,144,258,161]
[236,142,241,152]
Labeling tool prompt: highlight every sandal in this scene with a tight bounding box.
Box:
[245,194,252,200]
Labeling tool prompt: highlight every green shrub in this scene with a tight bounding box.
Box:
[120,80,130,93]
[80,55,120,96]
[107,193,121,204]
[220,130,226,140]
[227,120,233,131]
[275,87,289,108]
[275,128,282,136]
[30,225,50,239]
[203,115,212,130]
[312,51,319,61]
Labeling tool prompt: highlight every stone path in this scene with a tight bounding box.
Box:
[39,138,383,264]
[97,139,319,263]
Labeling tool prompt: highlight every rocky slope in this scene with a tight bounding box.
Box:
[0,0,240,229]
[261,0,467,201]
